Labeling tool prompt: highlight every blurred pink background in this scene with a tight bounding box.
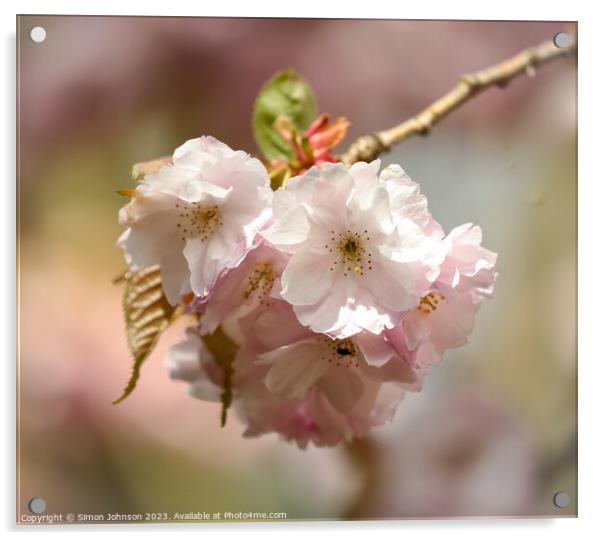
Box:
[17,16,576,520]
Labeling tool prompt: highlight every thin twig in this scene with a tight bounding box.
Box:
[339,34,577,166]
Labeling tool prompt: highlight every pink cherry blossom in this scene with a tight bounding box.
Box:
[166,300,417,448]
[263,161,446,338]
[155,147,497,448]
[387,289,482,368]
[387,223,497,368]
[192,241,289,336]
[237,302,418,448]
[257,329,419,411]
[236,374,406,449]
[166,326,224,402]
[252,300,413,390]
[437,223,498,297]
[117,136,272,304]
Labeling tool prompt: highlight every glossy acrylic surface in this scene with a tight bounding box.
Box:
[17,16,577,522]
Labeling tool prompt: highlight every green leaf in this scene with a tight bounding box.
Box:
[253,69,318,161]
[201,326,239,427]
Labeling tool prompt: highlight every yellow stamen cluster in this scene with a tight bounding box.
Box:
[243,262,277,304]
[326,229,373,277]
[319,337,360,368]
[417,291,446,314]
[175,202,223,242]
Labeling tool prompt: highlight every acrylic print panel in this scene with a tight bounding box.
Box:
[16,16,577,523]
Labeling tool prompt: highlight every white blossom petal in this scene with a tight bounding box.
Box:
[317,366,364,413]
[259,342,330,401]
[354,332,396,367]
[117,135,271,305]
[280,248,336,305]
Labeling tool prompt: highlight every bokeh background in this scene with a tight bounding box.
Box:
[17,17,577,520]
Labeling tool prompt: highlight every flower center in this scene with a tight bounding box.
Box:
[175,201,223,242]
[243,262,277,304]
[326,229,373,277]
[319,337,360,368]
[417,291,446,314]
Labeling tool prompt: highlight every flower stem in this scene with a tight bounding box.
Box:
[342,436,382,519]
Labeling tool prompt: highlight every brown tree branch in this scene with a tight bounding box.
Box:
[339,34,577,166]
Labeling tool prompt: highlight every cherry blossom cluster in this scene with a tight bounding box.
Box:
[117,136,497,448]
